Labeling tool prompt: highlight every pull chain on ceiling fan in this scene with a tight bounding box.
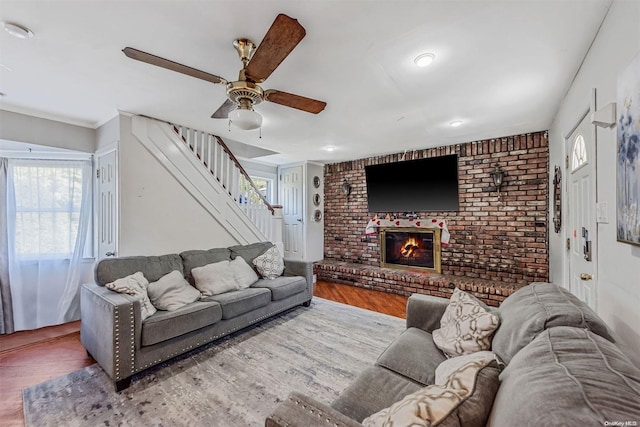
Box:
[122,13,327,131]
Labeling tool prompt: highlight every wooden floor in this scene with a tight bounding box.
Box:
[0,281,407,426]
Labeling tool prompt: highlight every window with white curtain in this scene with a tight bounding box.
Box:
[5,157,93,330]
[12,160,88,259]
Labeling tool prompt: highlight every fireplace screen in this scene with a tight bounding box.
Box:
[380,227,441,273]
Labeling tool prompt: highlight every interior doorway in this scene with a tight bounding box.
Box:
[96,148,118,261]
[280,165,303,259]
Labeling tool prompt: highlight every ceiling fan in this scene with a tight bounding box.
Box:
[122,14,326,131]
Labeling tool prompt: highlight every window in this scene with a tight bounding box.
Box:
[11,159,92,259]
[238,175,273,204]
[571,134,587,171]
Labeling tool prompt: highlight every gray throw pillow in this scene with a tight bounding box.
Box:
[179,248,231,286]
[229,256,259,289]
[147,270,201,311]
[192,260,238,296]
[105,271,157,320]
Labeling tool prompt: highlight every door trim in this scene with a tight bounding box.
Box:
[563,89,598,310]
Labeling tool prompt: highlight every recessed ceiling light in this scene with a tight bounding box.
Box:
[324,145,336,152]
[2,22,34,39]
[414,53,435,67]
[449,120,463,127]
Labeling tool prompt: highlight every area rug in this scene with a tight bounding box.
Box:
[23,298,405,426]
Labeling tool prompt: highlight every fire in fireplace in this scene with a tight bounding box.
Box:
[380,227,441,273]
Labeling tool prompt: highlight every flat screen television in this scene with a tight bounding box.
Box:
[365,154,459,212]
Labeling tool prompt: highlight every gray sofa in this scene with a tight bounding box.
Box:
[80,242,313,391]
[267,283,640,426]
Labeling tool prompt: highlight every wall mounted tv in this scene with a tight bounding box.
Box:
[365,154,460,212]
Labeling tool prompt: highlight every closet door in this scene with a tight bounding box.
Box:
[97,149,118,260]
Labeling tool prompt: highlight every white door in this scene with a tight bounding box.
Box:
[280,165,304,259]
[97,149,118,260]
[567,114,597,309]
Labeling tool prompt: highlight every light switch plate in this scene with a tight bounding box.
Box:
[596,201,609,223]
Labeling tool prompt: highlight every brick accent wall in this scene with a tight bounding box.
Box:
[323,131,549,287]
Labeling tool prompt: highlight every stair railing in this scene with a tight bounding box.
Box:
[170,123,282,243]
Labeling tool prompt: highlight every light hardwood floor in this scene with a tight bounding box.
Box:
[0,281,408,426]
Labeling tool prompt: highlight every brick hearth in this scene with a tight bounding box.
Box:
[320,131,549,305]
[315,259,524,307]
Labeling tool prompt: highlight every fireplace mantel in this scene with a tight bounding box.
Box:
[365,217,450,245]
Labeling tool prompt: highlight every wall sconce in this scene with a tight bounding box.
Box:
[341,178,352,196]
[490,164,505,198]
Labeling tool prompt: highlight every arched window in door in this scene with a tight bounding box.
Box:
[571,134,587,171]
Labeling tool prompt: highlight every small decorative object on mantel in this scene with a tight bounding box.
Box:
[365,217,450,245]
[616,51,640,246]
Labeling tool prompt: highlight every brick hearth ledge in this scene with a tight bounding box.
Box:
[315,259,526,307]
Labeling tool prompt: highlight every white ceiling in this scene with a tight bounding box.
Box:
[0,0,612,165]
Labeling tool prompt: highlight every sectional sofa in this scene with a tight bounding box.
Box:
[267,283,640,426]
[80,242,313,391]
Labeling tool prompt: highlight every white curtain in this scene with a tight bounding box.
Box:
[6,159,92,330]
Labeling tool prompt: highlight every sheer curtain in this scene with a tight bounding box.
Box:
[6,158,92,330]
[0,158,15,334]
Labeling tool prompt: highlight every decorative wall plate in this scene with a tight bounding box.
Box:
[312,176,321,188]
[313,193,321,206]
[313,210,322,222]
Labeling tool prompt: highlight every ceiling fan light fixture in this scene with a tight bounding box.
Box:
[2,22,34,39]
[414,53,435,67]
[229,107,263,130]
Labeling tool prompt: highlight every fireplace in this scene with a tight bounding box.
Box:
[380,227,441,273]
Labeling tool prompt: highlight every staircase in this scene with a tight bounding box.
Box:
[130,115,282,246]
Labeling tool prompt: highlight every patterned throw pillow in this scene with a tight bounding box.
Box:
[432,288,500,357]
[105,271,157,320]
[362,359,500,427]
[252,245,284,280]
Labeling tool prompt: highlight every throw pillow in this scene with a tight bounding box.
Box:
[192,260,238,296]
[435,351,500,385]
[147,270,201,311]
[105,271,157,320]
[229,256,259,289]
[362,359,500,427]
[432,288,500,357]
[252,245,284,280]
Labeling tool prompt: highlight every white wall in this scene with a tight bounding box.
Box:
[549,0,640,365]
[96,115,119,151]
[117,114,238,256]
[0,110,95,152]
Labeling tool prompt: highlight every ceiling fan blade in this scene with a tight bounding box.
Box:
[264,89,326,114]
[244,14,306,82]
[123,47,227,85]
[211,99,237,118]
